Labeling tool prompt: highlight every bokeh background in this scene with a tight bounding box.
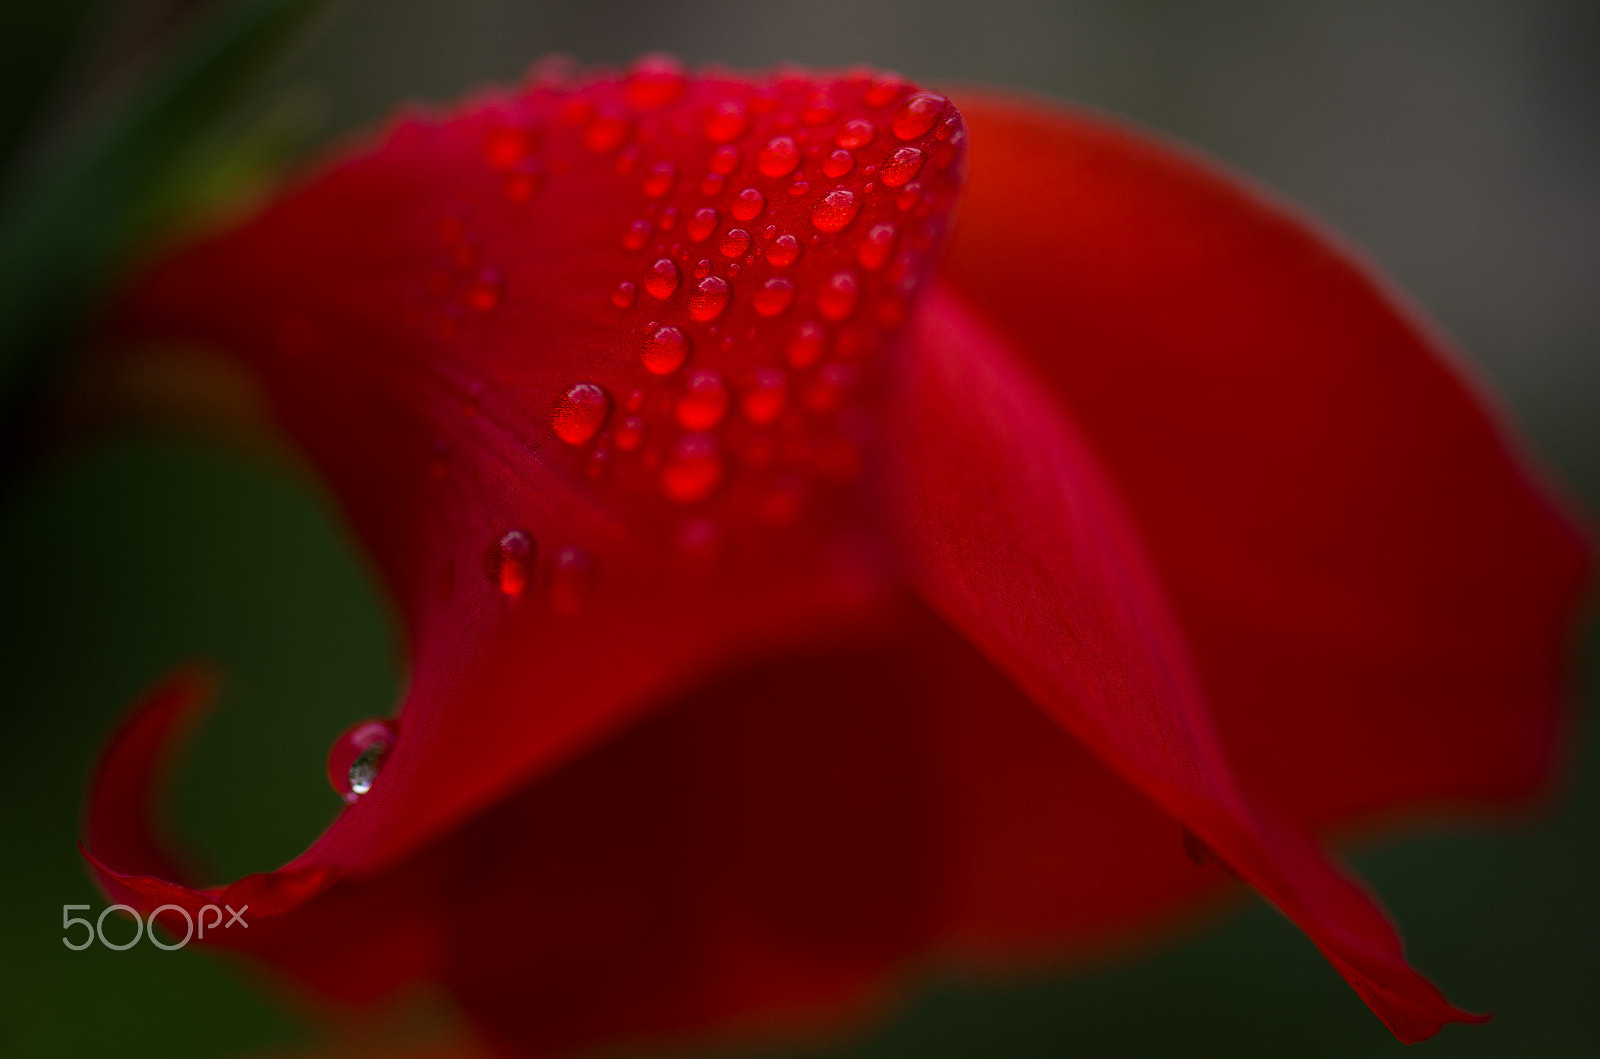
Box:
[1,1,1596,1056]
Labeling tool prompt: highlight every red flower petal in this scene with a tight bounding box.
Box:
[886,288,1481,1042]
[940,91,1591,832]
[93,60,965,963]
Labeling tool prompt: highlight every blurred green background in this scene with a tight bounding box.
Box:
[1,1,1596,1056]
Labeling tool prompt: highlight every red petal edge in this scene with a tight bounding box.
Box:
[888,287,1485,1042]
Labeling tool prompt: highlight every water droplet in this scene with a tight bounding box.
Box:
[812,190,860,233]
[643,325,690,374]
[787,322,825,368]
[753,277,795,316]
[895,181,923,212]
[659,205,678,230]
[662,433,724,502]
[787,180,810,196]
[835,119,874,149]
[625,388,646,412]
[822,149,855,178]
[676,370,730,430]
[766,233,802,267]
[700,172,726,196]
[485,529,535,596]
[484,127,536,170]
[880,146,925,187]
[818,271,859,321]
[805,361,857,413]
[688,276,731,321]
[742,367,788,424]
[623,219,652,250]
[645,258,680,299]
[551,382,612,444]
[711,144,741,175]
[550,545,597,615]
[643,161,676,198]
[865,72,909,107]
[625,54,687,109]
[731,187,765,222]
[858,223,897,270]
[719,228,752,257]
[584,113,631,152]
[614,415,646,451]
[466,268,503,312]
[802,93,837,124]
[693,258,713,279]
[612,281,637,308]
[687,207,718,242]
[705,101,749,144]
[328,719,399,803]
[503,163,544,203]
[892,93,947,140]
[757,136,801,177]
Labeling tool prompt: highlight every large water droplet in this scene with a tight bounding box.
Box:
[818,271,859,321]
[327,719,399,803]
[645,258,680,299]
[757,136,801,177]
[731,187,765,222]
[766,233,801,267]
[704,101,749,144]
[643,325,691,374]
[662,433,724,502]
[879,146,925,187]
[753,277,795,317]
[688,276,731,321]
[835,119,874,149]
[892,93,947,140]
[676,370,730,430]
[642,161,676,198]
[551,382,612,444]
[687,207,718,243]
[812,190,860,233]
[485,529,535,596]
[719,228,752,258]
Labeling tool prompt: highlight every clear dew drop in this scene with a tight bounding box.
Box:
[328,719,399,803]
[753,277,795,316]
[766,233,801,267]
[486,529,535,596]
[719,228,752,257]
[812,190,860,233]
[551,382,612,445]
[662,432,725,502]
[822,149,855,178]
[892,93,947,140]
[687,207,718,242]
[757,136,801,177]
[645,258,680,299]
[880,146,925,188]
[731,187,766,222]
[688,276,731,321]
[612,280,637,308]
[818,271,860,321]
[676,369,730,430]
[644,324,691,374]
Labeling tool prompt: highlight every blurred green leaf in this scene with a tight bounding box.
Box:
[0,0,333,433]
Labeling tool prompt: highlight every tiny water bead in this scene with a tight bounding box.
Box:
[613,280,637,307]
[645,258,680,298]
[892,93,947,140]
[643,161,676,198]
[753,277,795,316]
[757,136,800,177]
[818,271,860,321]
[676,370,731,430]
[731,188,765,222]
[879,146,924,188]
[550,544,598,615]
[835,119,874,149]
[687,207,718,242]
[623,219,652,250]
[466,268,503,312]
[858,223,897,270]
[787,321,825,368]
[328,719,399,804]
[742,367,788,425]
[705,100,749,144]
[644,324,691,374]
[484,126,537,170]
[688,276,731,321]
[551,382,612,445]
[625,54,687,109]
[864,72,909,108]
[822,149,855,178]
[812,190,859,233]
[719,228,752,258]
[486,529,535,596]
[583,112,631,152]
[710,144,741,174]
